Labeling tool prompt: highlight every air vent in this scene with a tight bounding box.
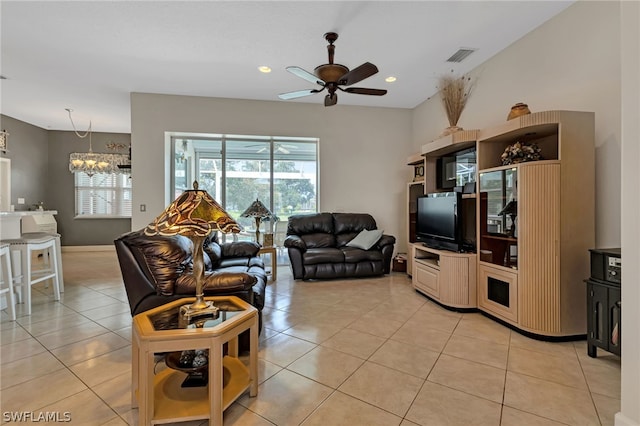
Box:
[446,48,477,63]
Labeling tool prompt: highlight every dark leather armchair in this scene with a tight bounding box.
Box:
[114,230,267,335]
[284,212,396,280]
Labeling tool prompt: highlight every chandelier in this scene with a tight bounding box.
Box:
[67,109,129,177]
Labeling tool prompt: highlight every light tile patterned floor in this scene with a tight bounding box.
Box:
[0,251,621,425]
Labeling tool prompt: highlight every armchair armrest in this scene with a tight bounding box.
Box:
[220,241,261,258]
[175,271,257,294]
[284,235,307,252]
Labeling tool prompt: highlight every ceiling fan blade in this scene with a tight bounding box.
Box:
[324,93,337,107]
[286,66,325,85]
[277,146,290,154]
[339,62,379,86]
[343,87,387,96]
[278,89,322,100]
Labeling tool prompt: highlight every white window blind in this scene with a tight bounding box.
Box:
[75,173,132,218]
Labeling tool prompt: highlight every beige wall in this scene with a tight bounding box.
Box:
[130,94,412,246]
[411,0,621,248]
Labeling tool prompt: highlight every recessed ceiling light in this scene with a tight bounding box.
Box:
[258,66,272,73]
[385,76,397,83]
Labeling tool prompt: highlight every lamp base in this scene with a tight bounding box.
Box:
[180,300,219,323]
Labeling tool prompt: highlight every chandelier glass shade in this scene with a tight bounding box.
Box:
[66,108,130,177]
[69,152,130,177]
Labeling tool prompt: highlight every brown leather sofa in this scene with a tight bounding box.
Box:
[284,212,396,280]
[114,230,267,334]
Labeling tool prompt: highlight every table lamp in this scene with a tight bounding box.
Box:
[498,199,518,237]
[144,181,240,320]
[240,198,274,244]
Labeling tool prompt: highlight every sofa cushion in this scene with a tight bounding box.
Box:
[341,246,384,263]
[346,229,384,250]
[288,212,334,235]
[303,248,345,265]
[221,241,260,258]
[302,233,336,248]
[122,231,193,296]
[204,240,222,269]
[219,256,264,269]
[333,213,377,234]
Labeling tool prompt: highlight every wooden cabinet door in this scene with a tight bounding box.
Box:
[413,262,439,298]
[518,162,561,333]
[478,264,518,324]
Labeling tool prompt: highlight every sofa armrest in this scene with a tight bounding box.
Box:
[284,235,307,252]
[220,241,260,258]
[376,234,396,249]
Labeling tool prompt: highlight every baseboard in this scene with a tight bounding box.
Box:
[62,245,115,252]
[615,412,640,426]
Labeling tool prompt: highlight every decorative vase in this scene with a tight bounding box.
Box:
[437,72,473,138]
[440,126,463,137]
[507,103,531,121]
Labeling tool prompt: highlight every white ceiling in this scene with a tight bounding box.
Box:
[1,1,574,133]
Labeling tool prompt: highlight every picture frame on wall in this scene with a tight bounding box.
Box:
[0,130,8,152]
[413,164,424,182]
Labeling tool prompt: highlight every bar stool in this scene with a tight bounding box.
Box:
[0,243,17,321]
[3,234,60,316]
[21,232,64,293]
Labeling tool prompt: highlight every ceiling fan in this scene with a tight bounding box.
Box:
[278,32,387,107]
[257,143,297,154]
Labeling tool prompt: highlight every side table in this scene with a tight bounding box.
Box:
[258,246,277,281]
[131,296,258,425]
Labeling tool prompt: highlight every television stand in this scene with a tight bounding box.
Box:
[411,244,477,310]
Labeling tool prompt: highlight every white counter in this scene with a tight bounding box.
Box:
[0,210,58,239]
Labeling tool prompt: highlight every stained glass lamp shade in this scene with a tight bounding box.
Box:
[144,181,240,318]
[240,198,274,244]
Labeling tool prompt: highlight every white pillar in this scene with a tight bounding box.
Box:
[617,1,640,425]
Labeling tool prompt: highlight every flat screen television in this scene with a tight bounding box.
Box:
[416,191,464,252]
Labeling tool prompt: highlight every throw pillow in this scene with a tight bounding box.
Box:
[346,229,383,250]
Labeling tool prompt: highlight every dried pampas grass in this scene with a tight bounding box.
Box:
[438,72,473,128]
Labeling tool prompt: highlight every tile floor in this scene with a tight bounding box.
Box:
[0,251,621,425]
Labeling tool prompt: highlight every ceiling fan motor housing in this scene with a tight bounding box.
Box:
[314,64,349,83]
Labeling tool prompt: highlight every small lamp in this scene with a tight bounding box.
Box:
[144,181,240,320]
[498,199,517,237]
[240,198,274,244]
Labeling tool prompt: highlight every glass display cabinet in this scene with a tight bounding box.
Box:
[479,167,518,268]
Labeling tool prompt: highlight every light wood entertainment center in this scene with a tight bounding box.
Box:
[406,110,595,338]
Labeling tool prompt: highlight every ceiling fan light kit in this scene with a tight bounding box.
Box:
[279,32,387,107]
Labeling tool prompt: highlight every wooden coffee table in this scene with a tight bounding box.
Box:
[131,296,258,425]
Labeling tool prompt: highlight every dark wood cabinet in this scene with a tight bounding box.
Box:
[585,246,621,358]
[586,279,621,357]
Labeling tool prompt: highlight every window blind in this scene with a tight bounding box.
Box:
[75,173,132,217]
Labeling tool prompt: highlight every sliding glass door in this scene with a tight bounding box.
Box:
[172,134,318,242]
